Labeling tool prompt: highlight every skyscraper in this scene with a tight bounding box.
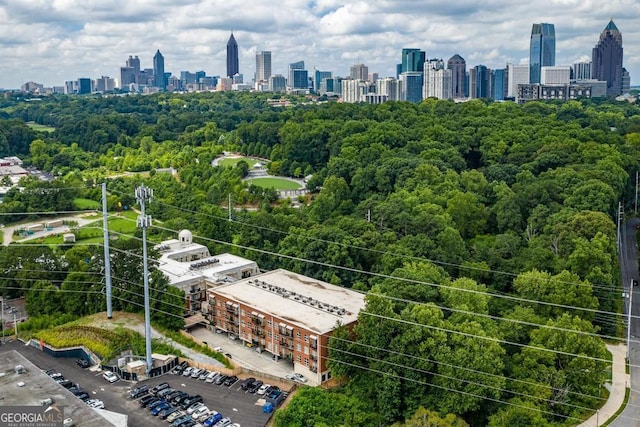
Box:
[447,54,466,98]
[400,72,423,103]
[226,32,239,78]
[592,20,623,97]
[507,64,529,98]
[470,65,490,99]
[288,61,306,89]
[399,49,426,74]
[350,64,369,81]
[126,55,141,83]
[255,51,271,83]
[529,23,556,84]
[153,50,165,90]
[424,59,452,100]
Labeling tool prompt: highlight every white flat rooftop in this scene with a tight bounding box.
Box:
[213,269,366,334]
[158,252,258,287]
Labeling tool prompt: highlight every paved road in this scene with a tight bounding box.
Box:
[611,217,640,427]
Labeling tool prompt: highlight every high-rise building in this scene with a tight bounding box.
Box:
[119,67,136,89]
[399,49,426,75]
[529,23,556,84]
[126,55,141,83]
[226,32,239,78]
[507,64,529,98]
[95,76,115,92]
[592,20,623,97]
[376,77,400,101]
[491,68,507,100]
[77,78,92,94]
[572,62,592,80]
[541,66,571,85]
[470,65,490,99]
[255,51,271,83]
[269,74,286,92]
[288,61,307,89]
[423,59,452,100]
[400,71,423,103]
[341,79,369,103]
[350,64,369,81]
[153,50,165,90]
[314,69,332,92]
[447,54,466,99]
[622,68,630,94]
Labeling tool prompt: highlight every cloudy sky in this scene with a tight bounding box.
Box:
[1,0,639,89]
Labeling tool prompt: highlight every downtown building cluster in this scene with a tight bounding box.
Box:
[17,20,628,104]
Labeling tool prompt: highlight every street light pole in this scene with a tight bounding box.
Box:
[135,184,153,374]
[627,279,634,362]
[102,183,113,319]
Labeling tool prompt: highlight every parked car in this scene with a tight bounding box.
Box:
[248,380,263,393]
[203,412,223,427]
[102,371,118,383]
[198,370,211,381]
[85,399,104,409]
[192,405,210,421]
[139,395,157,407]
[75,359,90,368]
[182,367,194,377]
[148,399,167,411]
[158,387,176,399]
[172,361,189,375]
[59,380,73,389]
[141,397,161,408]
[151,402,171,416]
[129,385,149,399]
[285,373,307,383]
[159,406,179,419]
[213,417,231,427]
[223,375,238,386]
[256,383,271,395]
[76,392,90,401]
[150,382,170,396]
[70,387,85,396]
[186,402,205,415]
[190,368,204,379]
[205,371,219,383]
[181,395,203,410]
[173,393,191,405]
[166,410,186,423]
[214,374,228,385]
[171,392,189,404]
[239,377,255,390]
[172,415,192,427]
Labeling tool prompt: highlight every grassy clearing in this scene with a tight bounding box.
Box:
[249,177,301,190]
[218,157,260,167]
[33,211,139,245]
[73,198,101,210]
[26,122,56,133]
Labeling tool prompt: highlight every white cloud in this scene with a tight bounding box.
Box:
[0,0,639,88]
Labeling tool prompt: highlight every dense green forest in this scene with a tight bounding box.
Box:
[1,92,640,426]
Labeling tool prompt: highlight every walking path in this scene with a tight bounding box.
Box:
[578,343,628,426]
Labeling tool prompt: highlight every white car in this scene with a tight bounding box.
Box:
[285,373,307,383]
[191,368,204,378]
[182,367,194,377]
[102,371,118,383]
[198,370,210,380]
[214,418,231,427]
[187,402,205,415]
[256,384,271,395]
[86,399,105,409]
[192,405,210,421]
[205,371,219,383]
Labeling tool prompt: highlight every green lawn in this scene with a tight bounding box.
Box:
[26,122,56,133]
[33,211,139,245]
[248,177,302,190]
[73,198,101,210]
[218,157,260,167]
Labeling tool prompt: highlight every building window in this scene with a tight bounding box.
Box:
[327,371,332,379]
[296,355,301,362]
[216,309,220,316]
[304,358,309,366]
[304,346,309,355]
[296,331,301,339]
[241,320,245,327]
[296,343,301,351]
[268,331,272,338]
[322,374,326,382]
[267,320,272,327]
[304,334,308,343]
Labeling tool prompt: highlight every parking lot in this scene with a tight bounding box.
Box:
[1,340,278,427]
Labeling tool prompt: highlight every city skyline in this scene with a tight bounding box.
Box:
[1,1,639,89]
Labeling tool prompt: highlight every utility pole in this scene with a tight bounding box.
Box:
[135,184,153,374]
[627,279,634,362]
[635,171,638,214]
[617,202,623,249]
[102,183,113,319]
